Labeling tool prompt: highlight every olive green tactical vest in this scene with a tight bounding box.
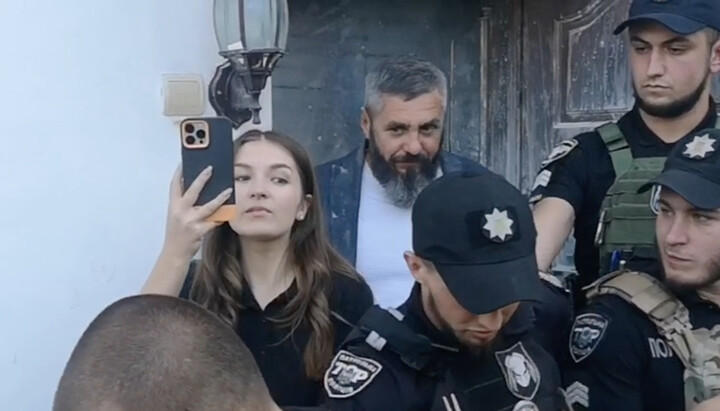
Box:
[594,123,664,274]
[585,270,720,409]
[594,119,720,275]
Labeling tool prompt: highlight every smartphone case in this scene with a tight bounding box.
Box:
[180,117,235,222]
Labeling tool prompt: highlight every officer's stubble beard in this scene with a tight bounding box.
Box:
[662,253,720,295]
[424,288,504,360]
[366,124,440,209]
[633,66,710,119]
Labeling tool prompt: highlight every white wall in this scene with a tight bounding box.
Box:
[0,1,271,409]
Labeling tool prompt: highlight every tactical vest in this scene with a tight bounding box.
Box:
[593,123,664,275]
[585,270,720,409]
[594,120,720,275]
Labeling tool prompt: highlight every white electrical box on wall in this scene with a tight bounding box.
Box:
[161,74,205,116]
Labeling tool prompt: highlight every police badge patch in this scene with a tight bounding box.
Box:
[482,208,515,243]
[683,133,717,159]
[570,313,610,363]
[324,350,383,398]
[495,342,541,401]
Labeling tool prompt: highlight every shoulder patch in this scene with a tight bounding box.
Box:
[565,381,589,408]
[569,312,610,363]
[495,342,541,401]
[532,169,552,192]
[324,350,383,399]
[513,400,540,411]
[540,139,579,168]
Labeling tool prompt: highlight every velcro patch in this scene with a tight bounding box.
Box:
[540,139,579,168]
[569,313,610,363]
[324,350,383,399]
[495,342,541,401]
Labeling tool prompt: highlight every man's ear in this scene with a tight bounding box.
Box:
[404,251,427,283]
[360,107,371,140]
[711,38,720,74]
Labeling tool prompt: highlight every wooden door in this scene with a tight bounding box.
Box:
[273,0,720,186]
[519,0,720,271]
[271,0,515,168]
[521,0,720,188]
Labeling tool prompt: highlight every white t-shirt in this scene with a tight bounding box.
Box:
[355,162,440,308]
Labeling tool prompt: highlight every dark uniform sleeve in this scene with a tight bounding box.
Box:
[529,137,589,216]
[531,281,574,365]
[521,338,571,411]
[316,344,406,411]
[329,274,375,347]
[562,298,647,410]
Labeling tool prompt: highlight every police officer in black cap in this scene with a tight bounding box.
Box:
[313,171,569,410]
[530,0,720,309]
[563,128,720,410]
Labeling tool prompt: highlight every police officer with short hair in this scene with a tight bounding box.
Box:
[530,0,720,308]
[313,171,569,410]
[563,128,720,410]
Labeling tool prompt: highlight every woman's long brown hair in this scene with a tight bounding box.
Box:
[188,129,359,379]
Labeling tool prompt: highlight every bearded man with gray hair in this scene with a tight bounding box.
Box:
[316,57,487,308]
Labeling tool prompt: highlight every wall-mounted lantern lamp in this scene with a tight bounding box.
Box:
[209,0,289,128]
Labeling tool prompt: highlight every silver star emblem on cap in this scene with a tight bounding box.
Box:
[683,134,716,159]
[483,208,514,242]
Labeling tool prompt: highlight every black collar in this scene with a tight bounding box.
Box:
[239,277,298,311]
[678,290,720,311]
[400,284,460,348]
[629,98,718,148]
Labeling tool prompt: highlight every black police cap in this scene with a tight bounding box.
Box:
[614,0,720,35]
[411,170,542,315]
[639,128,720,209]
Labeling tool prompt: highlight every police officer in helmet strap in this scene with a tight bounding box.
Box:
[529,0,720,309]
[563,128,720,410]
[316,171,570,410]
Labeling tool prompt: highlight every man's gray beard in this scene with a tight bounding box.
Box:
[366,131,439,209]
[381,173,435,208]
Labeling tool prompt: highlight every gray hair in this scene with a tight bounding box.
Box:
[364,57,448,115]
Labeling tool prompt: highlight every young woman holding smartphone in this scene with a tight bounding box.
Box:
[142,129,374,407]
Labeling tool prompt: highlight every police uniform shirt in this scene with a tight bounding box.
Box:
[563,293,720,410]
[316,285,566,411]
[530,280,574,366]
[529,100,718,301]
[180,264,374,407]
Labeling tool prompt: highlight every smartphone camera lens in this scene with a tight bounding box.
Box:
[185,136,196,145]
[184,123,195,134]
[196,129,206,139]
